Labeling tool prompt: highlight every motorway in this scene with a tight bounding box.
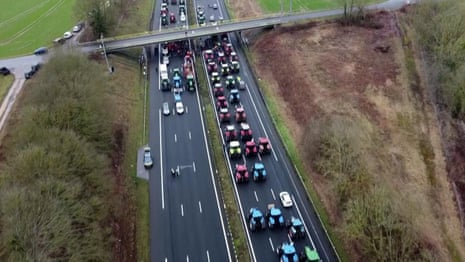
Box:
[147,2,232,262]
[192,0,340,261]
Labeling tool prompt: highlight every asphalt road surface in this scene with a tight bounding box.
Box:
[147,2,232,262]
[192,0,341,260]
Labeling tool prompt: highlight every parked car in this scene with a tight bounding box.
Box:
[63,31,73,39]
[33,47,48,55]
[143,147,153,168]
[72,22,84,33]
[0,67,10,76]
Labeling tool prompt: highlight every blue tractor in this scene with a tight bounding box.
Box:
[229,89,240,104]
[252,162,267,182]
[266,204,285,229]
[276,242,299,262]
[287,216,306,240]
[248,208,266,232]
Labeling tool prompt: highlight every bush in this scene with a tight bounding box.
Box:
[0,54,116,260]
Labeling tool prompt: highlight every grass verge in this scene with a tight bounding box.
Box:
[107,55,148,261]
[0,75,14,104]
[195,58,251,262]
[244,49,349,261]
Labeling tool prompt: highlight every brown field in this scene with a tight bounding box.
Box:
[235,2,465,260]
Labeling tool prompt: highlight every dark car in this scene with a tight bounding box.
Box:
[0,67,10,76]
[33,47,48,55]
[24,63,42,79]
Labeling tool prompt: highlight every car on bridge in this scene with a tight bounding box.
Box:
[248,208,266,232]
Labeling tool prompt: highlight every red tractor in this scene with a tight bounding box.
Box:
[224,43,233,56]
[235,164,249,183]
[213,83,224,97]
[224,125,238,142]
[245,140,258,157]
[219,107,231,123]
[258,137,272,154]
[240,123,253,142]
[235,106,247,123]
[207,61,218,74]
[229,51,239,62]
[204,50,214,61]
[169,13,176,23]
[216,96,228,109]
[217,50,227,63]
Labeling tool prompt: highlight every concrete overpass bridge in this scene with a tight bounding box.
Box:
[79,0,405,52]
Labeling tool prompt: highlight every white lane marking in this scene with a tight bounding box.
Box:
[199,201,202,213]
[159,109,165,210]
[292,195,316,248]
[189,131,192,140]
[186,255,189,262]
[165,258,167,262]
[268,237,274,252]
[271,188,276,201]
[193,161,196,173]
[288,234,292,243]
[186,106,188,114]
[206,250,210,262]
[195,43,233,262]
[245,86,279,161]
[257,153,262,162]
[254,191,259,202]
[181,204,184,217]
[174,134,177,143]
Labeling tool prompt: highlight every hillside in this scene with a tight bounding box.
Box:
[236,4,465,261]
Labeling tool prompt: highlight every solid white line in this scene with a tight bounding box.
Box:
[186,255,189,262]
[268,237,274,252]
[206,250,210,262]
[189,131,192,140]
[174,134,177,143]
[193,161,196,173]
[292,195,316,248]
[165,258,167,262]
[254,191,259,202]
[195,42,233,262]
[159,109,165,210]
[245,86,279,161]
[199,201,202,213]
[271,188,276,201]
[181,204,184,217]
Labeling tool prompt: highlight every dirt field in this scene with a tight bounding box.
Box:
[244,9,465,261]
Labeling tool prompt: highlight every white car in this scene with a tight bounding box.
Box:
[163,55,169,65]
[143,147,153,168]
[63,31,73,39]
[279,191,293,207]
[176,101,184,114]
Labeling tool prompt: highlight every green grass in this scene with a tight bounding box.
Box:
[245,50,349,261]
[0,0,77,58]
[195,59,251,262]
[258,0,340,13]
[0,75,14,104]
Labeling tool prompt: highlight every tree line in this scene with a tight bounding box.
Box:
[0,54,117,260]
